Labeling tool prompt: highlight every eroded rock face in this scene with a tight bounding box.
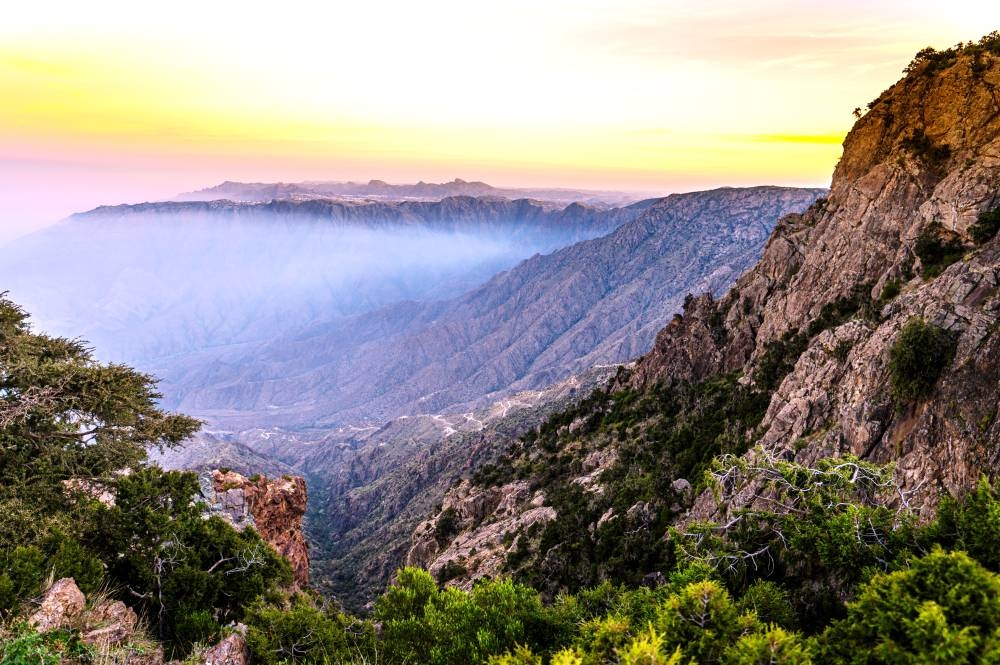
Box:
[81,600,140,647]
[29,578,85,632]
[406,480,555,589]
[412,51,1000,581]
[205,470,310,587]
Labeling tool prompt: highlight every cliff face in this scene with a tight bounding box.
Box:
[203,470,310,588]
[414,50,1000,589]
[631,52,1000,392]
[631,51,1000,512]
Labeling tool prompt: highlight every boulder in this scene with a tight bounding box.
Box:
[28,578,85,632]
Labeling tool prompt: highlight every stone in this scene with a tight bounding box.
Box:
[28,578,85,632]
[201,628,249,665]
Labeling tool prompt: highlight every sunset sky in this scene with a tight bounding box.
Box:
[2,1,999,242]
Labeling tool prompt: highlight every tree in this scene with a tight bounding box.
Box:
[0,294,198,530]
[819,549,1000,664]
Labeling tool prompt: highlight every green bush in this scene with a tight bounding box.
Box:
[819,549,1000,664]
[915,221,965,278]
[0,628,89,665]
[245,595,360,665]
[969,207,1000,244]
[888,318,957,404]
[879,278,902,302]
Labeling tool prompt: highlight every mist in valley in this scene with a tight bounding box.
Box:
[0,202,616,397]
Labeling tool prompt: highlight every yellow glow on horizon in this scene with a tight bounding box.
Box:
[3,0,1000,240]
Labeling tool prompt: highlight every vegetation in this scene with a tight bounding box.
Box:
[900,130,952,175]
[0,252,995,665]
[902,31,1000,75]
[915,221,965,278]
[970,206,1000,244]
[0,295,291,658]
[889,318,957,405]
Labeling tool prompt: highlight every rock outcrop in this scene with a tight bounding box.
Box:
[406,480,555,589]
[27,578,164,665]
[203,470,310,587]
[29,578,86,632]
[200,626,250,665]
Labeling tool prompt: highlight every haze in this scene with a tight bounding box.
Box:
[3,1,1000,242]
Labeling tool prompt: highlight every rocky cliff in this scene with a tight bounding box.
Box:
[413,45,1000,592]
[202,470,311,588]
[630,46,1000,515]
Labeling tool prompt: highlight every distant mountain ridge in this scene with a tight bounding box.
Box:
[2,195,641,371]
[166,186,825,427]
[176,178,650,207]
[75,195,641,241]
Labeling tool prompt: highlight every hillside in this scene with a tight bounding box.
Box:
[0,195,638,398]
[412,41,1000,600]
[168,187,822,427]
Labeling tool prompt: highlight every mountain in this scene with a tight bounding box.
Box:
[177,178,649,208]
[0,195,638,372]
[166,186,824,427]
[410,45,1000,595]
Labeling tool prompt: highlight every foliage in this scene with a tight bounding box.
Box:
[0,295,198,521]
[244,593,372,665]
[819,549,1000,663]
[915,222,965,278]
[0,627,90,665]
[901,130,952,174]
[88,467,292,651]
[888,318,957,405]
[376,569,560,665]
[0,296,292,658]
[969,207,1000,244]
[902,33,1000,75]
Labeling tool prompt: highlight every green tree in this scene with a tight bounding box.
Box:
[820,549,1000,664]
[0,294,197,531]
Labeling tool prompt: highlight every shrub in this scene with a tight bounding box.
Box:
[879,278,902,302]
[915,222,964,278]
[901,130,951,173]
[819,549,1000,664]
[888,318,957,404]
[244,595,356,665]
[969,207,1000,244]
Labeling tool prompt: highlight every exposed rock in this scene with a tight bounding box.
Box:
[81,600,139,647]
[203,470,310,588]
[411,49,1000,584]
[200,627,249,665]
[28,578,85,632]
[630,51,1000,520]
[406,480,556,589]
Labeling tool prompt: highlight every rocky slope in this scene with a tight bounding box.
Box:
[412,47,1000,592]
[171,186,822,428]
[0,195,638,381]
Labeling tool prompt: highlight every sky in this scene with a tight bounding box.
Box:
[2,0,999,243]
